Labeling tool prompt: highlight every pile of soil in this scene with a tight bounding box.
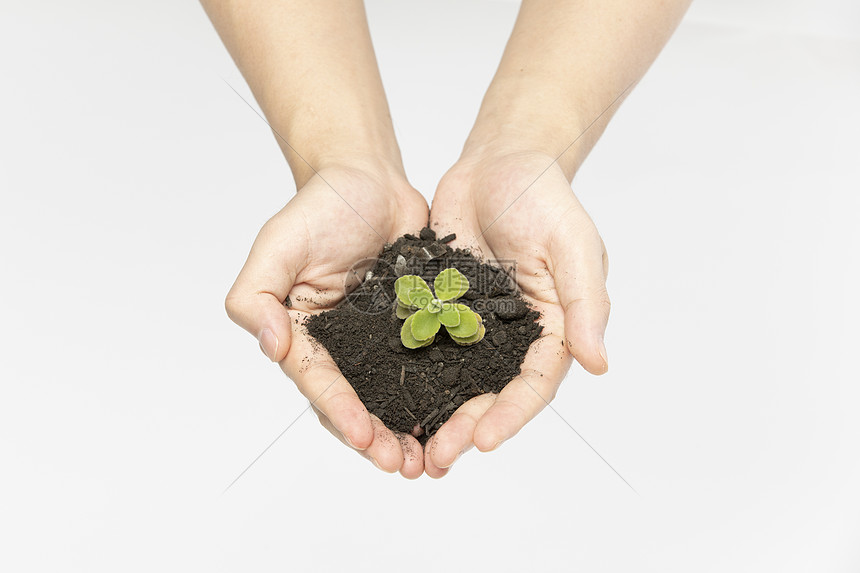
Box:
[306,228,542,444]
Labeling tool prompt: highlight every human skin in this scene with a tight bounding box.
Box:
[201,0,429,478]
[425,0,692,477]
[202,0,691,479]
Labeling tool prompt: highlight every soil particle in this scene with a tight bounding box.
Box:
[306,228,542,444]
[494,297,529,320]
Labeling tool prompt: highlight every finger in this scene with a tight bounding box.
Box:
[423,441,449,479]
[397,433,424,480]
[314,407,408,472]
[225,216,306,363]
[282,316,375,450]
[550,215,611,375]
[362,415,404,473]
[298,364,375,451]
[473,333,572,451]
[315,401,422,478]
[427,393,496,469]
[311,403,363,450]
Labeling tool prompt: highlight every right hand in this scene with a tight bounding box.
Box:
[225,165,430,478]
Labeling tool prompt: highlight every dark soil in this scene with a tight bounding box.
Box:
[305,228,542,444]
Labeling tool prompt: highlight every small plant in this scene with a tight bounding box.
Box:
[394,268,486,349]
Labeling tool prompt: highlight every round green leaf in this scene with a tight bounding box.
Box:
[394,275,431,307]
[411,308,442,341]
[437,303,460,327]
[395,301,414,319]
[417,335,434,348]
[401,314,434,349]
[407,287,433,309]
[451,323,486,346]
[433,268,469,301]
[445,304,479,338]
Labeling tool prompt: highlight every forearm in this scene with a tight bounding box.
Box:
[463,0,691,180]
[201,0,404,187]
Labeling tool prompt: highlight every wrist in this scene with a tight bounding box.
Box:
[265,101,405,189]
[461,126,588,186]
[302,155,416,204]
[311,150,406,188]
[460,77,598,182]
[284,136,406,191]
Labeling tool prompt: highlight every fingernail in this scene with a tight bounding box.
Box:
[258,328,279,362]
[368,455,382,470]
[598,338,609,373]
[491,439,506,451]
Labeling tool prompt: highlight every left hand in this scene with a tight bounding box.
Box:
[425,151,610,477]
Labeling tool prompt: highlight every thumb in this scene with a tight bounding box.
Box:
[551,221,611,375]
[225,220,300,363]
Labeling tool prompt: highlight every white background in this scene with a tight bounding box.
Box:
[1,1,858,571]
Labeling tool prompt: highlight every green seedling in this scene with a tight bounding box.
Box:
[394,268,486,349]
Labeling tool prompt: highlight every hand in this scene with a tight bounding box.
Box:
[226,166,430,478]
[425,151,610,477]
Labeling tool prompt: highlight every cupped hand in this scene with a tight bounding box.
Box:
[226,166,429,478]
[425,152,610,477]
